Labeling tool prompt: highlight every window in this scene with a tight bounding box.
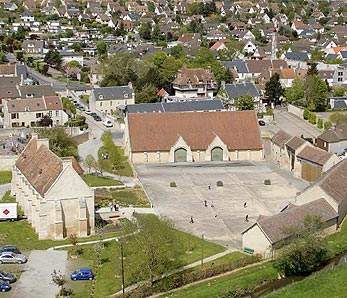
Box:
[99,102,103,107]
[338,72,343,76]
[110,101,112,106]
[49,111,52,117]
[338,78,343,82]
[24,106,30,112]
[11,113,18,119]
[36,113,42,118]
[56,111,59,116]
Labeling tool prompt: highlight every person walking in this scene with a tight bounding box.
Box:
[245,214,249,222]
[109,202,113,212]
[244,202,247,208]
[190,216,194,223]
[204,200,208,207]
[208,184,211,190]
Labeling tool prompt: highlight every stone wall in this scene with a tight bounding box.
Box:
[287,104,304,119]
[0,156,17,171]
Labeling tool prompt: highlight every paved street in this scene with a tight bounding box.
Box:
[135,161,309,249]
[267,108,323,139]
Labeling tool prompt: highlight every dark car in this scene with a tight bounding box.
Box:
[0,246,20,255]
[0,270,16,283]
[258,119,266,126]
[0,280,11,292]
[70,268,94,281]
[93,115,102,121]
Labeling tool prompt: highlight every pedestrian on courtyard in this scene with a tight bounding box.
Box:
[204,200,208,207]
[109,202,113,212]
[211,201,214,207]
[244,202,247,208]
[208,184,211,190]
[245,214,249,222]
[190,216,194,223]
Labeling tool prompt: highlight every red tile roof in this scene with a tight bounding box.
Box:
[128,110,262,152]
[272,130,292,147]
[172,64,216,86]
[297,146,333,166]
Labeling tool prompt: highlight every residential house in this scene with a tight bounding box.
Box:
[123,110,264,163]
[20,11,35,22]
[12,134,94,240]
[172,64,217,99]
[284,135,307,175]
[18,85,55,98]
[222,82,260,111]
[22,40,44,54]
[327,97,347,111]
[89,84,135,114]
[3,96,68,128]
[271,129,293,168]
[316,124,347,155]
[59,50,84,66]
[222,61,250,82]
[4,2,18,11]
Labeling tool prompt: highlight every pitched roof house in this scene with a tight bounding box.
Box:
[316,124,347,155]
[124,110,264,163]
[12,134,95,239]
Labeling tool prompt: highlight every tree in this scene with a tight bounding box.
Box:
[235,95,255,110]
[304,75,328,111]
[38,115,53,127]
[285,78,305,105]
[265,73,284,104]
[170,45,185,59]
[44,49,62,69]
[329,112,347,125]
[139,23,152,40]
[51,269,68,296]
[35,127,78,159]
[123,214,184,284]
[307,62,318,76]
[274,215,330,276]
[96,41,107,58]
[333,88,347,97]
[135,83,158,103]
[84,154,96,174]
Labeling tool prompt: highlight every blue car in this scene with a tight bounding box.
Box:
[70,268,94,281]
[0,280,11,292]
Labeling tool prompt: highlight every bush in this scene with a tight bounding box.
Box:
[317,118,323,129]
[170,182,177,187]
[303,109,309,120]
[324,121,332,130]
[79,124,88,130]
[308,112,316,124]
[216,181,223,187]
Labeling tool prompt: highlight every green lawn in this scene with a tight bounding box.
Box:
[98,146,133,177]
[265,264,347,298]
[0,171,12,185]
[83,174,123,187]
[326,219,347,255]
[95,187,150,207]
[63,226,226,298]
[161,262,277,298]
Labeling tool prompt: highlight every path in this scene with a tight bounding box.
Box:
[0,183,10,199]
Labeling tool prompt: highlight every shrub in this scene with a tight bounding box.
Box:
[170,182,177,187]
[308,112,316,124]
[317,118,323,129]
[324,121,332,130]
[303,108,309,120]
[216,181,223,187]
[79,124,88,130]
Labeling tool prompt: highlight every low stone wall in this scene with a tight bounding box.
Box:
[287,104,304,119]
[72,131,90,145]
[0,156,17,171]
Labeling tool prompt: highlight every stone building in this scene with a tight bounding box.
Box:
[11,134,94,240]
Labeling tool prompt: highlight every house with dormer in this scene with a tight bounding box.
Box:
[123,110,264,163]
[172,64,217,99]
[12,134,94,240]
[89,84,135,114]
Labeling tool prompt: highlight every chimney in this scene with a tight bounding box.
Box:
[37,138,50,150]
[128,81,133,89]
[62,158,73,171]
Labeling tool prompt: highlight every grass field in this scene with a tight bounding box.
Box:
[0,171,12,185]
[265,264,347,298]
[83,174,123,187]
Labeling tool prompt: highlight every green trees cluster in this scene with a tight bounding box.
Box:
[265,73,285,104]
[100,49,233,103]
[44,49,62,69]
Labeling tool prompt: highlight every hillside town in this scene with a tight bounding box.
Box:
[0,0,347,297]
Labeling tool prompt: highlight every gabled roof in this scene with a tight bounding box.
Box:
[128,111,262,152]
[285,52,309,61]
[172,64,216,86]
[222,60,248,73]
[0,63,16,75]
[16,138,63,197]
[126,100,225,114]
[224,82,259,99]
[18,85,55,98]
[315,158,347,204]
[286,136,306,151]
[318,124,347,142]
[297,146,333,166]
[272,129,292,147]
[92,85,133,101]
[245,198,338,244]
[7,96,62,112]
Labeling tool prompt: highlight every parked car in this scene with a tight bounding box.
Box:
[92,115,102,121]
[85,110,92,115]
[103,119,113,127]
[258,119,266,126]
[0,252,27,264]
[0,246,20,254]
[0,270,16,283]
[0,280,11,292]
[70,268,94,280]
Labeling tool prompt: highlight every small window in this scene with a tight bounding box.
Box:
[36,102,40,106]
[24,106,30,112]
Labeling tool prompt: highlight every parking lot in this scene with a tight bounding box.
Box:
[135,161,309,249]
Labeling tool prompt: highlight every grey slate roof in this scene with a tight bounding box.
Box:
[285,52,309,61]
[224,82,259,99]
[329,97,347,110]
[221,60,248,73]
[126,100,225,113]
[92,86,133,101]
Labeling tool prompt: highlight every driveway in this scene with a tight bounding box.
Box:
[135,161,309,249]
[12,250,67,298]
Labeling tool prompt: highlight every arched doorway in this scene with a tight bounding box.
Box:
[211,147,223,161]
[174,148,187,162]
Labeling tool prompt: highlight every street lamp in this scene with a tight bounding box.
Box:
[115,238,125,296]
[201,231,205,268]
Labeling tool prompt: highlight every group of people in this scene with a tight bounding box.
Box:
[109,202,119,212]
[101,153,109,160]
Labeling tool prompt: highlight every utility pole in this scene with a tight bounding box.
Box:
[201,231,205,268]
[116,238,125,296]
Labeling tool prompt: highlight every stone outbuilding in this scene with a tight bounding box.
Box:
[316,124,347,156]
[11,134,95,240]
[123,110,264,163]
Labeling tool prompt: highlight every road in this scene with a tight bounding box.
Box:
[267,108,322,139]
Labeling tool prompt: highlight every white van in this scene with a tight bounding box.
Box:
[103,119,113,127]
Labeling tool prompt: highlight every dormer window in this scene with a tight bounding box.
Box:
[123,93,128,98]
[98,94,104,100]
[25,106,30,112]
[36,102,40,107]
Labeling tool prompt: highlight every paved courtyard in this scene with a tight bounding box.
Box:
[135,161,309,249]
